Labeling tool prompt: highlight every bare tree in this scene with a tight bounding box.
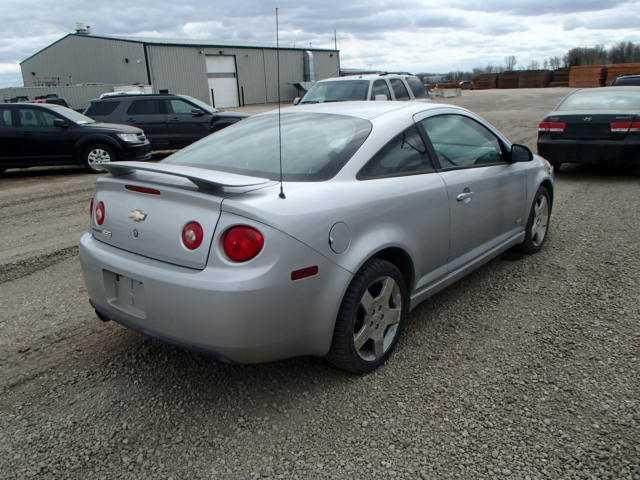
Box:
[504,55,517,71]
[527,60,540,70]
[549,56,562,70]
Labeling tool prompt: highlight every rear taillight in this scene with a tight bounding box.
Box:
[223,226,264,262]
[95,201,105,225]
[611,121,640,133]
[125,184,161,195]
[538,121,566,133]
[182,221,204,250]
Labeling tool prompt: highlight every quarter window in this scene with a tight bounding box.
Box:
[0,108,13,127]
[406,77,428,99]
[370,80,391,100]
[85,101,119,116]
[358,126,432,179]
[390,79,410,100]
[127,99,163,115]
[420,114,505,169]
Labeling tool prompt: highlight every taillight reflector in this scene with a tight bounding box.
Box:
[182,221,204,250]
[125,184,161,195]
[291,265,319,281]
[538,121,566,133]
[95,201,105,225]
[223,226,264,262]
[611,121,640,133]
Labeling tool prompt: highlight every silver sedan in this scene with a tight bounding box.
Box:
[79,101,554,373]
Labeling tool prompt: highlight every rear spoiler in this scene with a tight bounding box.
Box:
[102,161,270,190]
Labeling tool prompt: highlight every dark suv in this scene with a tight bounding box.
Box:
[0,103,150,173]
[84,93,247,149]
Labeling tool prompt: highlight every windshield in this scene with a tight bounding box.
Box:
[180,95,215,113]
[613,77,640,86]
[301,80,370,103]
[558,89,640,110]
[163,112,372,181]
[46,104,95,124]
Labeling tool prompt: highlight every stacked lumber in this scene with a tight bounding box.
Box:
[548,68,570,87]
[434,82,461,89]
[497,71,519,89]
[606,63,640,84]
[472,73,498,90]
[569,66,607,87]
[518,70,552,88]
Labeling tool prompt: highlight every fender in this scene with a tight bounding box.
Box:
[74,134,122,157]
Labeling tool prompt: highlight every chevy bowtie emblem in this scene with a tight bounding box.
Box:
[129,209,147,222]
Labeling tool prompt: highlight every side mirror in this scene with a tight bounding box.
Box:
[374,94,388,101]
[293,97,301,105]
[510,144,533,163]
[52,118,68,128]
[191,108,205,116]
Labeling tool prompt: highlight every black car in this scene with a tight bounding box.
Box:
[537,86,640,171]
[0,103,151,174]
[84,93,247,150]
[611,75,640,87]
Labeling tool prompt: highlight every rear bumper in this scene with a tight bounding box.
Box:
[537,138,640,164]
[79,231,352,363]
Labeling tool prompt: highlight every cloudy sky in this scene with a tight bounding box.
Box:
[2,0,640,87]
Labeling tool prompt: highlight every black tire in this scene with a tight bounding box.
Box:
[326,259,408,374]
[549,158,562,173]
[516,185,551,254]
[83,143,116,173]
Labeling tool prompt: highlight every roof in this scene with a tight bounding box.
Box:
[277,101,459,120]
[319,73,415,82]
[21,33,339,64]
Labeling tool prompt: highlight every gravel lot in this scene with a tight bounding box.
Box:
[1,88,639,479]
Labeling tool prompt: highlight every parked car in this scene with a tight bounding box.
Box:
[33,96,70,108]
[0,103,150,174]
[459,80,473,90]
[84,93,248,150]
[80,101,553,373]
[537,86,640,171]
[610,75,640,87]
[295,74,430,104]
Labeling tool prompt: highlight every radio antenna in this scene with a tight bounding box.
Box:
[276,7,286,199]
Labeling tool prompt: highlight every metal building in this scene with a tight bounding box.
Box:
[20,33,340,108]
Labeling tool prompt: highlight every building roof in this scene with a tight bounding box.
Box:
[21,33,339,64]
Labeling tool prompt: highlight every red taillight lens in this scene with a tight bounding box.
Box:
[538,121,566,133]
[95,201,105,225]
[223,226,264,262]
[611,121,640,133]
[125,184,161,195]
[182,221,204,250]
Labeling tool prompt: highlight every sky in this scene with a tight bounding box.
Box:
[1,0,640,87]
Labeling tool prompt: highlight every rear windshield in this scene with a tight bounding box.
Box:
[406,77,428,99]
[301,81,370,104]
[163,112,372,181]
[558,89,640,110]
[85,101,119,117]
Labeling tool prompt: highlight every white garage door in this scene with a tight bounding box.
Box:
[206,55,239,108]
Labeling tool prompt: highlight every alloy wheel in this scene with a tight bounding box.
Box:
[353,276,402,362]
[87,148,111,171]
[531,195,549,247]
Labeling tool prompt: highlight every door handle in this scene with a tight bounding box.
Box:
[456,190,474,202]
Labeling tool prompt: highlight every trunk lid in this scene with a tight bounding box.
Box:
[92,162,270,270]
[546,111,637,140]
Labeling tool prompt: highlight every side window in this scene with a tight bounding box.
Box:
[168,99,195,114]
[421,114,505,169]
[17,108,58,128]
[358,126,432,179]
[406,77,428,99]
[0,108,13,127]
[389,79,410,100]
[370,80,391,100]
[127,99,162,115]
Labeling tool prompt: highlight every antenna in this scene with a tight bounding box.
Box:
[276,7,285,199]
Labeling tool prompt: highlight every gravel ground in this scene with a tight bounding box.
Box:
[1,88,639,479]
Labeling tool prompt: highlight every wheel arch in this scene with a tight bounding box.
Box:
[359,246,416,294]
[540,178,554,207]
[74,135,122,157]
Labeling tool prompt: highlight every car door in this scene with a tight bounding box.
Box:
[0,106,19,164]
[357,125,450,290]
[418,112,526,272]
[164,98,212,148]
[15,106,76,163]
[124,99,169,149]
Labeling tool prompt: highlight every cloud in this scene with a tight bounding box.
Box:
[453,0,631,15]
[564,13,640,30]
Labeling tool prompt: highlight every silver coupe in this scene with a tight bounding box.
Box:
[80,101,554,373]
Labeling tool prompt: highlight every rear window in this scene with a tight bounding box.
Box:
[301,81,369,103]
[85,101,119,116]
[127,99,163,115]
[163,112,372,181]
[406,77,428,99]
[558,90,640,110]
[612,77,640,86]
